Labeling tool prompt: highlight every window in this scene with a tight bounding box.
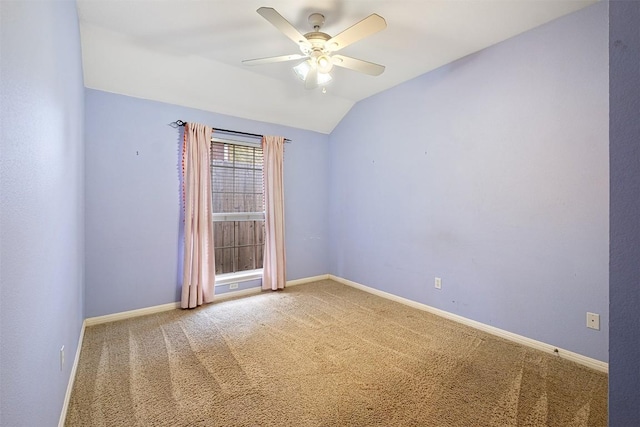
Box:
[210,139,264,276]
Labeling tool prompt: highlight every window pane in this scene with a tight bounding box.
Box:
[211,140,265,274]
[256,221,265,244]
[255,240,264,268]
[233,220,264,272]
[211,142,264,214]
[215,248,235,274]
[236,221,255,246]
[237,245,257,271]
[214,222,235,248]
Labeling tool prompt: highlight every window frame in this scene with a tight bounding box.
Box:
[210,136,265,285]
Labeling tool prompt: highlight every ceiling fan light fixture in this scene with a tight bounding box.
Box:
[246,8,386,87]
[293,60,310,80]
[318,72,332,85]
[316,54,333,73]
[293,60,332,85]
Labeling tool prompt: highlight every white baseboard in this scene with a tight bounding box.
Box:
[329,275,608,373]
[58,321,86,427]
[84,302,181,326]
[83,274,331,327]
[287,274,330,287]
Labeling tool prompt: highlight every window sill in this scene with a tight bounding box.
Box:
[215,269,263,286]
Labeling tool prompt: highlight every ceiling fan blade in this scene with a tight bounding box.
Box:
[305,67,318,89]
[242,54,308,66]
[257,7,311,49]
[331,55,385,76]
[325,14,386,52]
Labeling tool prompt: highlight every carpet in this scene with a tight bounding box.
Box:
[65,279,607,426]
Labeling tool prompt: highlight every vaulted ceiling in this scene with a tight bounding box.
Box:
[77,0,598,134]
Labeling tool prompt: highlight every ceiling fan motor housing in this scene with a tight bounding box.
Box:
[308,13,325,30]
[300,31,331,55]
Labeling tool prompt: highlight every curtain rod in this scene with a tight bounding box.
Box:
[173,120,291,142]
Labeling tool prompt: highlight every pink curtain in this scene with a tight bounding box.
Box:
[262,135,287,290]
[181,123,216,308]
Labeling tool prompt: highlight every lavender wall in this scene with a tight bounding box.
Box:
[329,3,609,361]
[84,90,329,317]
[0,1,85,425]
[609,0,640,423]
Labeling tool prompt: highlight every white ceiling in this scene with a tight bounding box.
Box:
[77,0,598,134]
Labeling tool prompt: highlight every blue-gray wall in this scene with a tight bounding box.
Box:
[84,90,330,317]
[0,1,85,425]
[328,2,609,362]
[609,0,640,424]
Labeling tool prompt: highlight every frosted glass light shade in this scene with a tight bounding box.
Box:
[293,60,332,85]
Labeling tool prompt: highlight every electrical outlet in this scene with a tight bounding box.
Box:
[435,277,442,290]
[587,312,600,330]
[60,346,65,371]
[229,283,239,290]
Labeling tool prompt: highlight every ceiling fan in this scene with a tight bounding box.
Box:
[242,7,387,89]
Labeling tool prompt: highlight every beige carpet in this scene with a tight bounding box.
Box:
[65,280,607,426]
